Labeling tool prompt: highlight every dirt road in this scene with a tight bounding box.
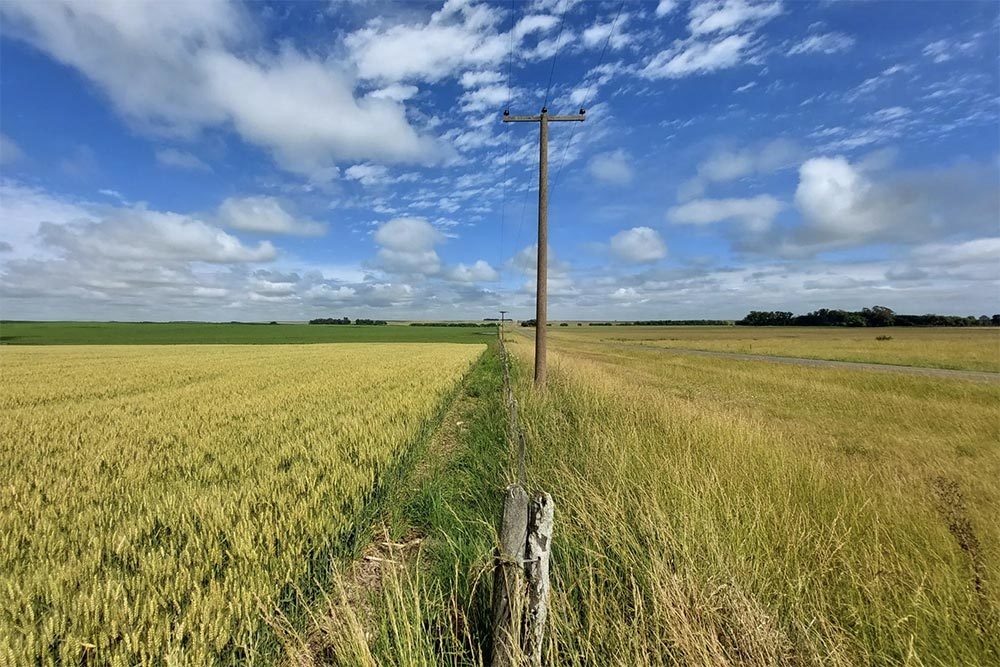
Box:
[614,342,1000,383]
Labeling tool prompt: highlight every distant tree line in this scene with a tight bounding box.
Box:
[588,319,734,326]
[738,306,1000,327]
[309,317,351,325]
[309,317,387,325]
[519,319,733,327]
[410,322,496,328]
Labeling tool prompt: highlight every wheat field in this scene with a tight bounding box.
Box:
[0,343,483,666]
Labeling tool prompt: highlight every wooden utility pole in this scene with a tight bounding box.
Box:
[503,107,585,387]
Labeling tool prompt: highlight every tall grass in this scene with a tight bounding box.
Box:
[314,333,999,665]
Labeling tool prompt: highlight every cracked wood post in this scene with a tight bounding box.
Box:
[523,491,554,666]
[491,484,528,667]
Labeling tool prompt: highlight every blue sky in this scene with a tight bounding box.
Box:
[1,0,997,321]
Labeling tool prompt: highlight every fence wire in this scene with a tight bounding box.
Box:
[497,330,527,486]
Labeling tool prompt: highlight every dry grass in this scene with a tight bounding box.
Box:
[0,343,482,666]
[554,325,1000,372]
[509,332,1000,665]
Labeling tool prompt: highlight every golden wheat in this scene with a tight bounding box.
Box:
[0,343,483,666]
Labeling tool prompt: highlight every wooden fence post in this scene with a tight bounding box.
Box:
[491,484,528,667]
[523,492,554,665]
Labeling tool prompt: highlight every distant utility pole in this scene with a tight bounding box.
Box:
[503,107,585,388]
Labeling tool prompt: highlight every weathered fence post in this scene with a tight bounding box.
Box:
[523,492,554,665]
[491,484,528,667]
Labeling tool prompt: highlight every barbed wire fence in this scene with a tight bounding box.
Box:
[491,327,553,667]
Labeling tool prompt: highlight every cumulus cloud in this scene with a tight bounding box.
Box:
[610,227,667,263]
[0,0,442,179]
[447,260,499,282]
[588,149,633,185]
[156,148,212,172]
[0,182,280,318]
[44,207,275,264]
[373,217,444,275]
[345,1,506,83]
[777,156,1000,255]
[788,32,855,55]
[217,196,326,236]
[668,195,784,232]
[0,182,511,319]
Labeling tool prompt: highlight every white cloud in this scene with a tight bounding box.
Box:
[780,156,1000,255]
[923,38,979,64]
[788,32,855,55]
[155,148,211,172]
[734,81,757,93]
[459,84,508,112]
[794,156,886,242]
[345,1,506,83]
[656,1,680,18]
[198,51,443,176]
[668,195,784,232]
[680,138,799,199]
[217,196,326,236]
[610,227,667,263]
[513,13,560,41]
[868,106,909,123]
[345,163,390,186]
[582,13,631,50]
[367,84,420,102]
[687,0,782,36]
[588,149,633,185]
[0,182,96,259]
[373,217,444,275]
[0,0,442,179]
[459,70,503,88]
[0,183,273,270]
[642,34,752,79]
[447,260,499,282]
[0,134,24,165]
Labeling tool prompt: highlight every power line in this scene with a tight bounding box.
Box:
[550,0,625,193]
[510,0,576,296]
[497,0,519,298]
[541,8,570,110]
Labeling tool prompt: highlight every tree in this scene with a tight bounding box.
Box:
[862,305,895,327]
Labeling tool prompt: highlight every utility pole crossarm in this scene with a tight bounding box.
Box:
[503,115,585,123]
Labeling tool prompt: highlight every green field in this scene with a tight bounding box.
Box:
[552,325,1000,372]
[0,321,494,345]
